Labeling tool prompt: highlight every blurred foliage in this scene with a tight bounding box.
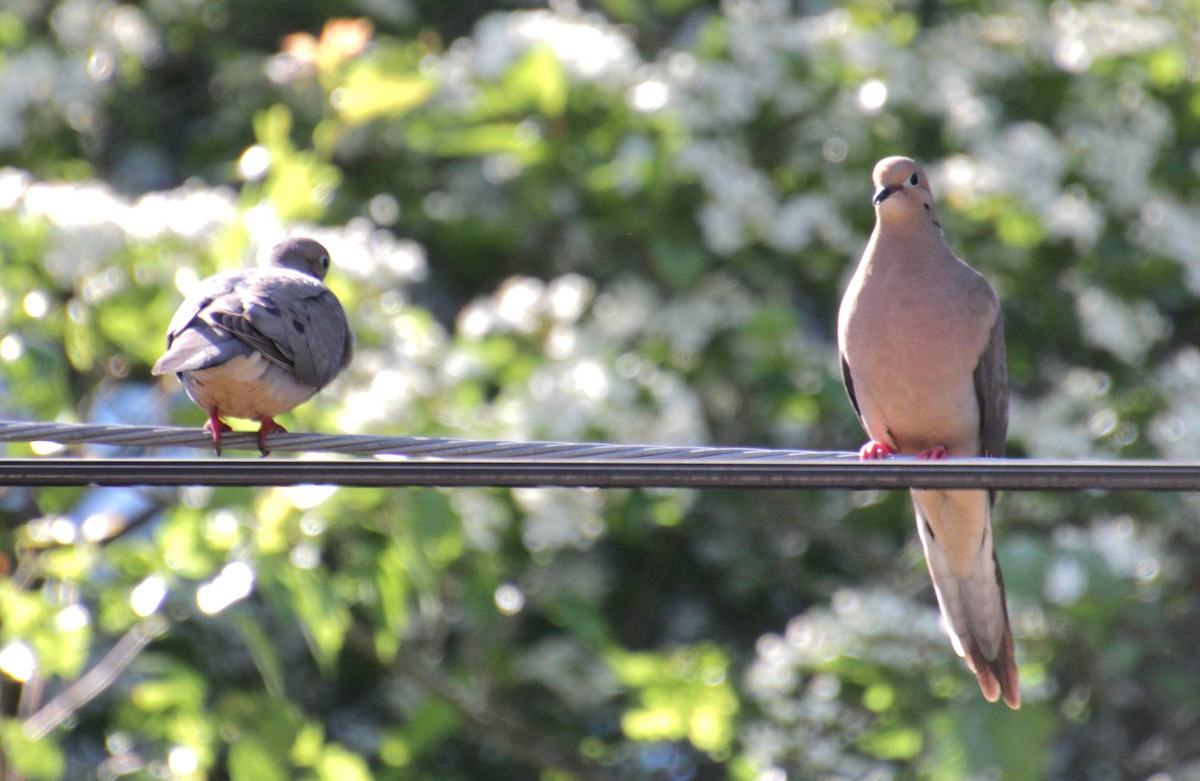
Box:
[1,1,1199,780]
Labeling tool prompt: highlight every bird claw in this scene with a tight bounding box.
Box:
[858,441,896,461]
[917,445,949,460]
[201,414,286,456]
[204,414,234,456]
[257,418,287,457]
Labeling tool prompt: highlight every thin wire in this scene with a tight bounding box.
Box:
[0,419,1196,491]
[0,419,847,461]
[0,456,1198,490]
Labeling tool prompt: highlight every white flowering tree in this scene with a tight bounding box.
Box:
[0,1,1196,779]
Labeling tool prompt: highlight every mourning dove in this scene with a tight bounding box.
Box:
[153,238,353,455]
[837,157,1018,708]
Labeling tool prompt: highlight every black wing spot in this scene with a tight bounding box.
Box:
[924,519,937,541]
[292,319,307,334]
[263,304,282,317]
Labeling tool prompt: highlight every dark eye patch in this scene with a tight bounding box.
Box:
[909,172,919,186]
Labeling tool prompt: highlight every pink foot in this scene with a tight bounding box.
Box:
[257,417,287,457]
[917,445,949,460]
[204,413,234,456]
[858,440,896,461]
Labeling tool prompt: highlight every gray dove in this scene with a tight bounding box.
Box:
[153,238,353,455]
[837,156,1018,708]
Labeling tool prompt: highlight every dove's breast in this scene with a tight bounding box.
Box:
[839,243,998,456]
[179,354,317,420]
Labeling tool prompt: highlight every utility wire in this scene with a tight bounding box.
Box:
[0,419,843,461]
[0,456,1196,490]
[0,419,1194,491]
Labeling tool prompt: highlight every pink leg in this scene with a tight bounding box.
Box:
[257,417,287,457]
[858,440,896,461]
[204,412,234,456]
[917,445,949,460]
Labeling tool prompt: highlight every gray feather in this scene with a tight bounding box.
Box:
[153,265,351,390]
[974,311,1008,459]
[914,499,1005,659]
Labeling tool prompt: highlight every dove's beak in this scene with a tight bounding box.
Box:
[872,185,897,206]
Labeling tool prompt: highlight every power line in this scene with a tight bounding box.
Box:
[0,419,1193,491]
[0,419,841,461]
[0,456,1195,490]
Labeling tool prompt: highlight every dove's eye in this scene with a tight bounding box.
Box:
[320,255,330,270]
[909,172,919,186]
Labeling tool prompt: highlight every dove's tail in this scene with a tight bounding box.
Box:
[913,491,1020,709]
[962,561,1019,708]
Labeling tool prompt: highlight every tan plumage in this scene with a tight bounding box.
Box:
[837,157,1019,708]
[153,238,353,455]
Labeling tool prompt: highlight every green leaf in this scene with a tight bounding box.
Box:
[1145,46,1186,88]
[130,669,207,713]
[650,237,708,290]
[158,509,220,580]
[607,644,739,755]
[0,11,28,48]
[969,702,1055,781]
[412,490,464,568]
[1,722,64,781]
[291,722,324,767]
[921,710,969,781]
[316,744,373,781]
[857,726,923,760]
[229,736,288,781]
[372,541,410,660]
[250,104,343,221]
[407,121,545,162]
[504,45,568,118]
[272,564,350,672]
[0,581,52,636]
[334,63,436,125]
[862,682,895,713]
[233,613,287,698]
[995,209,1045,249]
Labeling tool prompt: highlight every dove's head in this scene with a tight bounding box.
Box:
[870,156,940,229]
[267,238,333,280]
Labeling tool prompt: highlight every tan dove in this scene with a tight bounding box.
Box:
[153,238,353,455]
[837,157,1018,708]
